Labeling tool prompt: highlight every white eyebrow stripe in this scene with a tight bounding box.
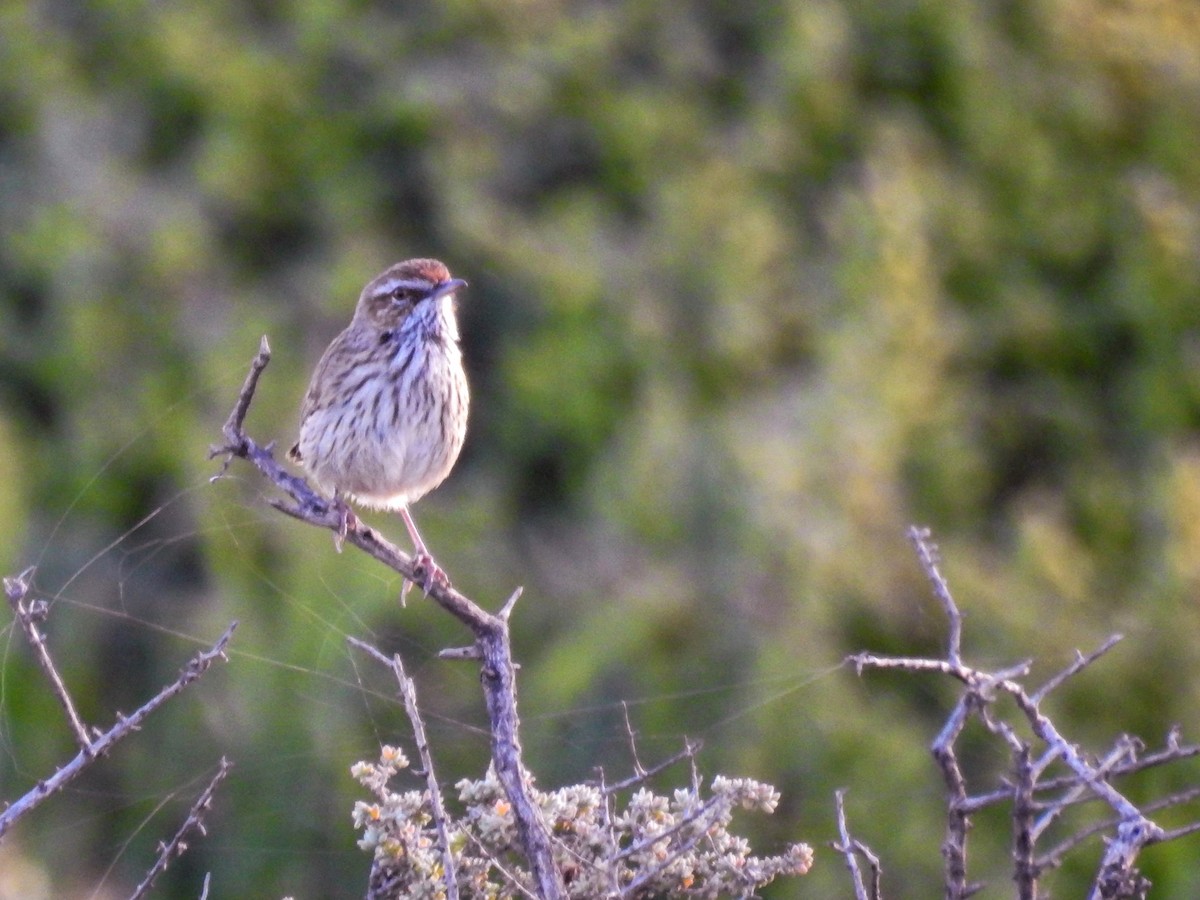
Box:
[379,278,432,294]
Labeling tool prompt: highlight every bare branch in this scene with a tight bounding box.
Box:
[1153,818,1200,843]
[498,587,523,621]
[599,739,704,796]
[129,757,232,900]
[1032,634,1124,704]
[621,702,646,779]
[832,789,871,900]
[854,839,882,900]
[1002,686,1158,835]
[1088,818,1154,900]
[687,740,702,795]
[348,638,460,900]
[907,525,962,665]
[4,567,93,752]
[0,622,236,839]
[1048,735,1200,790]
[962,731,1200,815]
[215,334,271,459]
[1038,786,1200,873]
[217,339,564,900]
[932,694,975,898]
[1031,735,1140,843]
[853,526,1200,896]
[438,645,484,661]
[1012,747,1036,900]
[848,652,976,683]
[593,768,624,897]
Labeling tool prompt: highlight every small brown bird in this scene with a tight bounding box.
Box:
[288,258,469,588]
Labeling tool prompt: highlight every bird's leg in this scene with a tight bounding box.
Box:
[400,506,448,595]
[331,492,359,553]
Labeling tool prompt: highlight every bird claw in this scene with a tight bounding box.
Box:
[411,551,449,595]
[398,553,446,606]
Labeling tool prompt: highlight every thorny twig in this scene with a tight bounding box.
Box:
[907,525,961,666]
[129,758,232,900]
[4,567,92,751]
[1038,785,1200,875]
[599,739,704,796]
[212,338,565,900]
[959,731,1200,815]
[847,526,1200,898]
[832,789,880,900]
[0,620,237,839]
[928,693,979,899]
[1031,735,1140,843]
[1032,634,1124,704]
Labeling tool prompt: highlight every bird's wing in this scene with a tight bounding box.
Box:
[291,324,367,459]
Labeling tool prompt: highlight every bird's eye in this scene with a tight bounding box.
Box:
[390,287,415,304]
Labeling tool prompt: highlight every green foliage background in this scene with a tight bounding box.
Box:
[2,0,1199,896]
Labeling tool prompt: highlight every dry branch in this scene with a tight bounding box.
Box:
[212,337,564,900]
[349,638,460,900]
[0,610,236,840]
[129,757,232,900]
[599,739,703,796]
[847,526,1200,897]
[832,789,880,900]
[4,567,93,751]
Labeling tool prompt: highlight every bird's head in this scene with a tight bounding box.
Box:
[355,258,467,338]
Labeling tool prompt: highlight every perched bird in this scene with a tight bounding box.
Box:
[288,258,469,588]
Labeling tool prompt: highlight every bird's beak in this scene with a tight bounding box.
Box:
[430,278,468,301]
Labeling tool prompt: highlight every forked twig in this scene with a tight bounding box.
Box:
[833,790,881,900]
[599,739,704,796]
[931,694,975,898]
[855,838,882,900]
[0,622,236,839]
[129,758,232,900]
[4,567,92,751]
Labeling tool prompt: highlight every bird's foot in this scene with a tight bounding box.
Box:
[395,507,447,602]
[331,498,360,553]
[410,550,449,596]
